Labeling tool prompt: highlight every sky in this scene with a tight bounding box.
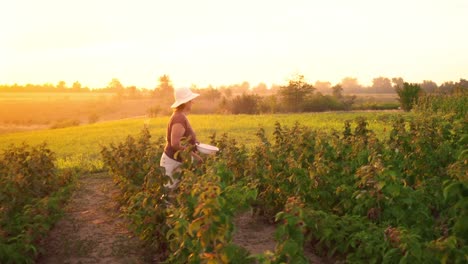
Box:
[1,0,467,89]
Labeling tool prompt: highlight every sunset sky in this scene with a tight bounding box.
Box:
[1,0,467,89]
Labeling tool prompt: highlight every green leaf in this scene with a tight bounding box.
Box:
[384,184,401,197]
[443,182,460,200]
[377,181,386,191]
[281,240,299,256]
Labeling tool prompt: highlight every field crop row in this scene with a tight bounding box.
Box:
[0,144,75,263]
[101,112,467,263]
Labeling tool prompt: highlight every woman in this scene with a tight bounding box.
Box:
[160,87,203,189]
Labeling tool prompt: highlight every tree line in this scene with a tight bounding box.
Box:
[1,75,466,114]
[1,76,466,95]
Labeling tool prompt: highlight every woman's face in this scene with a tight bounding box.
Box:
[185,100,193,112]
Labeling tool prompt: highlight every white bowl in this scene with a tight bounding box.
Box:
[196,143,219,155]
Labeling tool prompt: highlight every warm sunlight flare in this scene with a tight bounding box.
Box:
[1,0,467,88]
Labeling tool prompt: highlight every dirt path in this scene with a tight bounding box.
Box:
[37,172,329,263]
[233,212,277,255]
[36,173,154,264]
[233,212,327,263]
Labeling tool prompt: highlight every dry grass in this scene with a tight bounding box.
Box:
[0,92,222,134]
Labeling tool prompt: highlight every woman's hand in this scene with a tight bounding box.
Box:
[191,151,204,164]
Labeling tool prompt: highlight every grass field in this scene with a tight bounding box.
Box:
[0,111,406,170]
[0,92,399,134]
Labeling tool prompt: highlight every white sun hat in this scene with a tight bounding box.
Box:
[171,87,200,108]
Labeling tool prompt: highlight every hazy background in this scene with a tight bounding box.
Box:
[1,0,467,88]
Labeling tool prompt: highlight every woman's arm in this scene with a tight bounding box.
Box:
[170,123,204,163]
[170,123,186,151]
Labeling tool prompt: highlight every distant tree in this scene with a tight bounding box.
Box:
[217,96,230,114]
[314,81,332,94]
[332,84,343,99]
[252,82,269,95]
[391,77,405,89]
[458,78,468,89]
[452,78,468,94]
[229,82,250,95]
[220,87,233,99]
[127,85,138,98]
[201,87,222,100]
[107,78,124,92]
[270,84,281,94]
[43,83,55,92]
[154,75,174,102]
[438,79,467,94]
[258,94,279,113]
[396,82,422,111]
[420,80,438,93]
[438,81,455,94]
[340,77,363,93]
[72,81,82,92]
[241,81,250,92]
[341,95,356,110]
[329,84,355,110]
[279,74,315,112]
[230,93,260,114]
[56,81,67,92]
[371,77,393,93]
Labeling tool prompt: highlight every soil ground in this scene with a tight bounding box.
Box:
[36,173,154,264]
[36,173,328,263]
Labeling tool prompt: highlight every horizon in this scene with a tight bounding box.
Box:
[0,75,465,91]
[1,0,467,89]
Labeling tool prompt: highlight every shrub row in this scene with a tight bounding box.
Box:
[0,144,75,263]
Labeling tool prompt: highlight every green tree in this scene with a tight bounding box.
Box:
[396,82,422,111]
[259,94,279,113]
[279,75,314,112]
[332,84,343,99]
[230,93,260,114]
[201,86,221,101]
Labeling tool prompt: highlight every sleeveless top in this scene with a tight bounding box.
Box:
[163,111,197,161]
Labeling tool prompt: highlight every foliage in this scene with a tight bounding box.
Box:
[279,74,315,112]
[0,143,75,263]
[165,167,256,264]
[413,89,467,119]
[101,110,466,263]
[240,114,465,262]
[396,82,422,111]
[352,102,400,111]
[100,126,170,254]
[229,93,260,114]
[271,197,309,263]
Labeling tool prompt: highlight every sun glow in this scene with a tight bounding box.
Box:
[1,0,467,88]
